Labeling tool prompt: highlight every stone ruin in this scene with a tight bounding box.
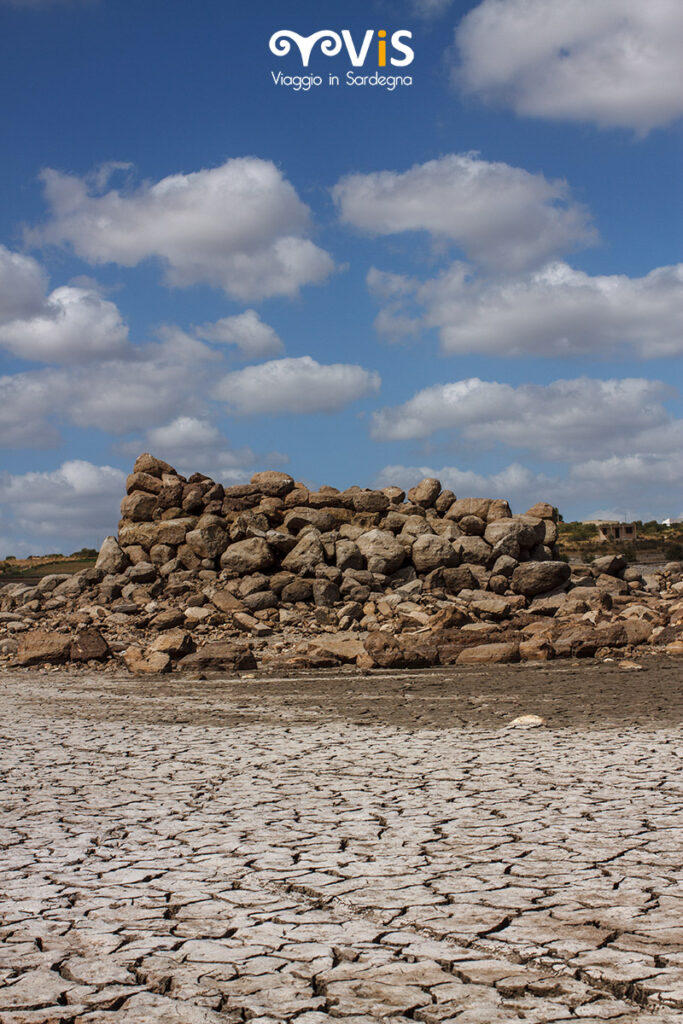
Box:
[2,453,683,673]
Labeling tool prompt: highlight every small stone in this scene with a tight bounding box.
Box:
[509,714,546,727]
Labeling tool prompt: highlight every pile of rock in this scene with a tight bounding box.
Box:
[2,454,683,674]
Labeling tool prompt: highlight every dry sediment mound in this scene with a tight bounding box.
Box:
[2,453,683,674]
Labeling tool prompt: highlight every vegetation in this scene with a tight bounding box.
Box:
[0,552,97,580]
[557,518,683,564]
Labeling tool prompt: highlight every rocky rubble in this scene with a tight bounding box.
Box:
[2,453,683,675]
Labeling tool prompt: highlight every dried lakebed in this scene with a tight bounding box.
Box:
[1,659,683,1023]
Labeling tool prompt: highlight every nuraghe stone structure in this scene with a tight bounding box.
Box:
[2,452,683,673]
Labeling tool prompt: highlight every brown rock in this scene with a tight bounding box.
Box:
[126,471,162,495]
[185,523,229,560]
[519,638,554,661]
[356,529,406,575]
[120,491,157,522]
[459,514,485,536]
[526,501,557,520]
[210,589,245,614]
[457,642,520,664]
[454,535,493,567]
[250,470,295,497]
[281,532,326,574]
[69,628,109,662]
[95,536,128,574]
[150,609,186,630]
[309,635,366,663]
[446,497,492,521]
[407,477,441,507]
[133,452,174,477]
[434,489,456,514]
[411,533,459,573]
[220,537,274,575]
[17,630,71,666]
[512,561,570,597]
[123,647,171,674]
[352,490,390,513]
[149,629,194,658]
[178,642,257,670]
[284,507,337,533]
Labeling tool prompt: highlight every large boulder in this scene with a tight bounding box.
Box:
[120,491,157,522]
[133,452,174,477]
[485,516,545,549]
[126,471,162,495]
[454,535,493,567]
[356,529,406,575]
[284,507,337,534]
[178,642,256,671]
[407,477,441,508]
[96,536,128,574]
[512,561,570,597]
[411,534,459,573]
[69,628,110,662]
[250,470,295,497]
[220,537,274,575]
[446,497,491,521]
[185,522,229,560]
[352,490,390,513]
[17,630,71,666]
[281,531,326,574]
[335,539,363,571]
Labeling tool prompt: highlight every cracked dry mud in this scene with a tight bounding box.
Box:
[1,660,683,1023]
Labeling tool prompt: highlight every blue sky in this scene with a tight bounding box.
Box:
[0,0,682,555]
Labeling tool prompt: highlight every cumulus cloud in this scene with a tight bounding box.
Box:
[0,244,130,363]
[196,310,284,359]
[333,153,595,272]
[0,285,129,363]
[121,416,258,481]
[29,159,336,300]
[369,260,683,358]
[0,245,47,323]
[455,0,683,133]
[370,376,676,460]
[214,356,381,415]
[0,461,124,551]
[0,329,218,446]
[374,453,683,521]
[375,461,547,501]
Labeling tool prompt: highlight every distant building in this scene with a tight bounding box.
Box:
[585,520,638,543]
[662,517,683,527]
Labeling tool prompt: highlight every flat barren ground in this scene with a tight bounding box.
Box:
[1,659,683,1022]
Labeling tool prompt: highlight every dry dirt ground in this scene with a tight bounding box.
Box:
[1,659,683,1023]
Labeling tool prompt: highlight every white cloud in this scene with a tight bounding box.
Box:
[214,356,381,415]
[333,153,595,272]
[122,416,257,481]
[0,329,218,445]
[0,371,65,448]
[0,244,130,363]
[0,460,124,549]
[29,159,336,300]
[455,0,683,133]
[375,461,545,501]
[369,260,683,358]
[375,454,683,522]
[0,244,48,323]
[370,376,676,460]
[196,310,284,359]
[0,285,129,363]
